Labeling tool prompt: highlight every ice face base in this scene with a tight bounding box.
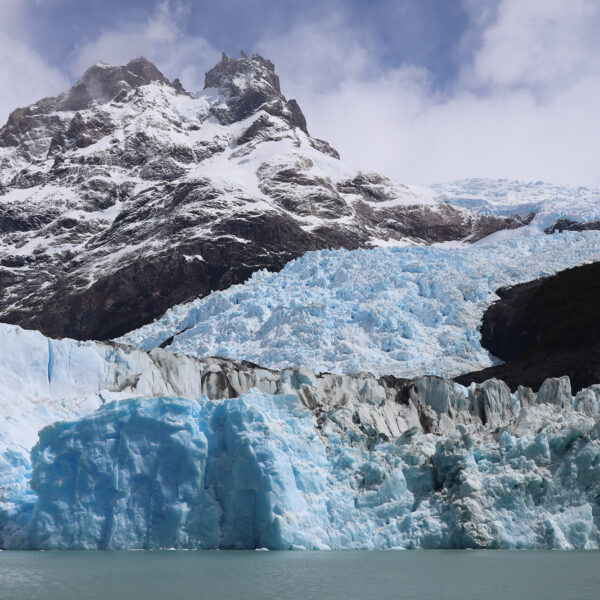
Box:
[7,389,600,550]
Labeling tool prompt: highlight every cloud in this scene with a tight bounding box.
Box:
[467,0,600,93]
[0,2,69,124]
[2,0,600,186]
[294,70,600,186]
[70,2,219,91]
[260,0,600,186]
[257,17,375,94]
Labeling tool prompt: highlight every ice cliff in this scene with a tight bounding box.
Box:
[1,323,599,549]
[18,384,600,550]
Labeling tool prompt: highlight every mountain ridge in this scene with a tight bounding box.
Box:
[455,261,600,392]
[0,53,530,340]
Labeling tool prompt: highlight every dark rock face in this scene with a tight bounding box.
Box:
[0,53,533,341]
[544,218,600,234]
[469,212,535,242]
[455,261,600,393]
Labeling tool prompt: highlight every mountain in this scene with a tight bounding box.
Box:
[2,52,600,553]
[0,53,530,341]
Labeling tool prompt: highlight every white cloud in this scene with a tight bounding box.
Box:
[260,0,600,186]
[296,72,600,185]
[0,1,69,124]
[70,2,219,91]
[468,0,600,93]
[257,17,374,94]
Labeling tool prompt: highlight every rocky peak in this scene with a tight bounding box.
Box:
[204,51,308,134]
[57,57,176,111]
[0,57,183,149]
[204,51,281,96]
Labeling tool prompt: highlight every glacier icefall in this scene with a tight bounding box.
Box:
[119,230,600,378]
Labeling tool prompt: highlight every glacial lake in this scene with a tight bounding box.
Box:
[1,550,599,600]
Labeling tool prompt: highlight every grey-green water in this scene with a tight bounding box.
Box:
[1,550,599,600]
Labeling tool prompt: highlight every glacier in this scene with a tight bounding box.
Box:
[1,50,600,552]
[11,384,600,550]
[118,230,600,377]
[2,227,600,549]
[433,178,600,229]
[0,323,273,548]
[28,393,333,550]
[1,321,600,550]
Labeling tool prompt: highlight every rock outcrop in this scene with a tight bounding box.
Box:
[544,218,600,234]
[456,261,600,392]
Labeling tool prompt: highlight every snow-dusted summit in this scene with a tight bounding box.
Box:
[0,53,529,340]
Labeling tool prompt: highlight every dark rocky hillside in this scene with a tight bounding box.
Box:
[455,261,600,392]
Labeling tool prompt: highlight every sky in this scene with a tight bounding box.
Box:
[1,0,600,185]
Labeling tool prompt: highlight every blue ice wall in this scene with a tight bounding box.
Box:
[4,391,599,550]
[28,393,338,550]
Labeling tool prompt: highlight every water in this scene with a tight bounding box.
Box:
[1,550,599,600]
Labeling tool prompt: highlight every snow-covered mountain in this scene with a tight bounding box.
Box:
[2,52,600,553]
[0,53,531,340]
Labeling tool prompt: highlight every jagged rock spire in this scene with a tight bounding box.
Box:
[204,51,281,94]
[203,52,310,134]
[59,57,176,111]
